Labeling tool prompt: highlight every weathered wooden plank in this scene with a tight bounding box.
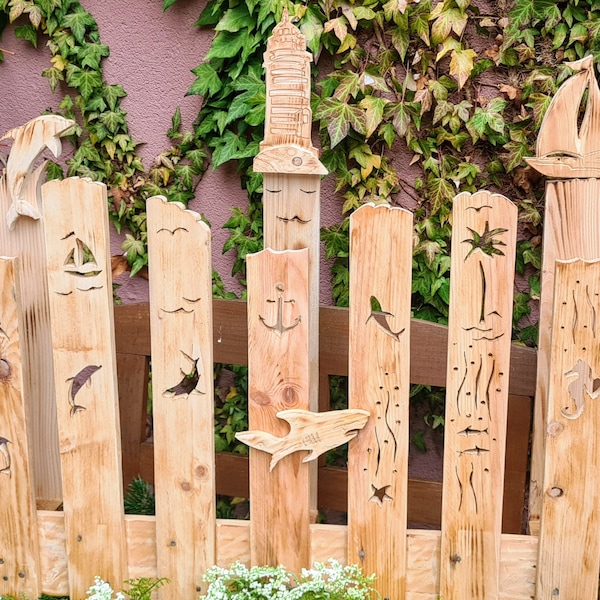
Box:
[42,177,126,599]
[147,196,215,598]
[0,258,41,598]
[246,248,310,569]
[529,178,600,530]
[347,203,413,598]
[440,191,517,599]
[536,259,600,598]
[37,512,538,600]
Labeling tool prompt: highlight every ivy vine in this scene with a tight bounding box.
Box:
[4,0,600,346]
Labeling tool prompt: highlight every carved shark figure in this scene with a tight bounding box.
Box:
[1,115,75,230]
[236,408,369,471]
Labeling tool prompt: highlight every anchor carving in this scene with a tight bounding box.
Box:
[259,283,301,336]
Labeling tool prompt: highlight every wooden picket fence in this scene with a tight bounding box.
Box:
[0,176,599,600]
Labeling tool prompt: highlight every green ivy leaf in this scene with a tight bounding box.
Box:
[359,96,388,137]
[66,65,102,99]
[188,63,223,97]
[42,66,63,91]
[62,9,97,43]
[215,6,254,32]
[206,30,249,60]
[15,23,37,46]
[300,4,324,57]
[78,41,109,70]
[314,98,366,147]
[104,84,127,110]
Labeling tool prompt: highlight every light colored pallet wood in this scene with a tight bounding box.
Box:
[528,178,600,530]
[37,512,538,600]
[536,259,600,598]
[440,191,517,599]
[246,248,310,570]
[0,115,75,506]
[42,177,126,600]
[0,258,41,598]
[347,203,413,599]
[147,196,216,598]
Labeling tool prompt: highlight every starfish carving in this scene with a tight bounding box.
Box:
[369,484,393,507]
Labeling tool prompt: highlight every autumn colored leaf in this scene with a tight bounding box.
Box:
[324,16,348,43]
[359,96,388,137]
[450,48,477,89]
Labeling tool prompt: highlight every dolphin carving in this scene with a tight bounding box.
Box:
[1,115,75,229]
[236,408,370,471]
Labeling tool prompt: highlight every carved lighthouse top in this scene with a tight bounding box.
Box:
[253,9,327,175]
[526,55,600,179]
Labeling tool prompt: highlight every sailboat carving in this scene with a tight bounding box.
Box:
[64,237,102,277]
[526,56,600,178]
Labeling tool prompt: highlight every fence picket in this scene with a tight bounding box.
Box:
[42,177,126,599]
[0,258,41,598]
[536,259,600,598]
[440,191,517,599]
[147,196,216,598]
[347,203,413,599]
[246,248,310,570]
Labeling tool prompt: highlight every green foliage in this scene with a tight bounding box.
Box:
[123,476,155,515]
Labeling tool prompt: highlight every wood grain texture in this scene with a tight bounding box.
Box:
[36,512,538,600]
[525,56,600,178]
[0,148,62,506]
[440,191,517,599]
[246,248,310,570]
[0,258,41,599]
[529,178,600,528]
[42,177,126,600]
[348,203,413,599]
[536,260,600,598]
[253,9,326,175]
[147,196,215,598]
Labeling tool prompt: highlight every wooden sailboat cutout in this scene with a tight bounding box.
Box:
[526,56,600,178]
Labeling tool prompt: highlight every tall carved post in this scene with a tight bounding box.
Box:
[525,55,600,531]
[0,115,74,507]
[249,8,327,565]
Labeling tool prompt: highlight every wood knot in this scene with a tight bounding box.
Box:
[195,465,209,480]
[180,481,191,491]
[282,385,298,406]
[547,421,564,437]
[548,487,564,498]
[251,391,271,406]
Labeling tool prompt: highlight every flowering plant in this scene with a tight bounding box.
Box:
[201,559,379,599]
[86,576,169,600]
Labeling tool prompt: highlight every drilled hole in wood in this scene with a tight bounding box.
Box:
[549,487,564,498]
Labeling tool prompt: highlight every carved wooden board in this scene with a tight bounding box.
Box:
[0,115,74,506]
[246,248,310,570]
[347,203,413,599]
[0,258,41,599]
[536,259,600,598]
[440,191,517,599]
[528,179,600,529]
[147,196,215,598]
[42,177,126,599]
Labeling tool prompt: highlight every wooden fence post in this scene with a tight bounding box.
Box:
[0,257,41,599]
[347,203,413,599]
[147,196,216,598]
[42,177,126,599]
[525,56,600,531]
[439,191,517,599]
[246,248,310,570]
[0,115,74,507]
[536,259,600,598]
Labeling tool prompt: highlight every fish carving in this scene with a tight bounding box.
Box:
[1,115,75,230]
[0,437,11,477]
[66,364,102,416]
[236,408,369,471]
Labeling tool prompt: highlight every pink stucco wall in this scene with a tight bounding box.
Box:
[0,0,345,303]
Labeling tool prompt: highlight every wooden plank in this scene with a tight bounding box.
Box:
[347,203,413,598]
[42,177,126,599]
[0,258,41,598]
[118,353,149,489]
[36,512,538,600]
[529,179,600,529]
[536,259,600,598]
[0,116,75,505]
[147,196,215,598]
[440,191,517,599]
[246,248,310,569]
[113,301,537,396]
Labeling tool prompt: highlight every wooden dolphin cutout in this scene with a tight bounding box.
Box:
[236,408,370,470]
[1,114,75,229]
